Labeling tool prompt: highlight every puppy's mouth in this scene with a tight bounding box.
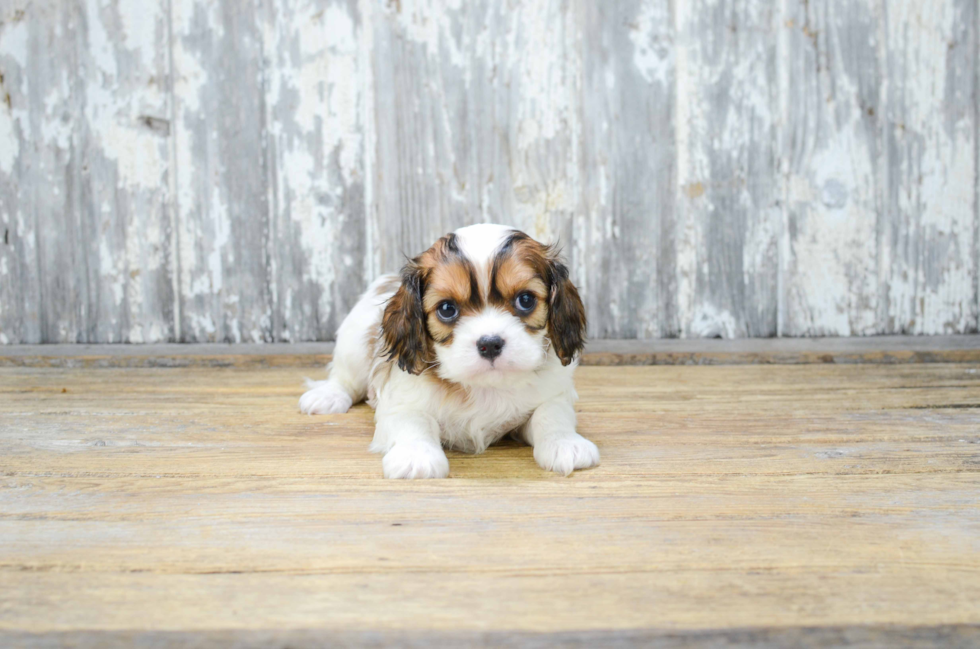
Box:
[471,357,511,376]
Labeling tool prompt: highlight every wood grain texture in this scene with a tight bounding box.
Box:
[675,0,779,339]
[0,0,978,343]
[262,0,367,343]
[781,0,978,336]
[0,3,43,346]
[577,0,674,338]
[780,0,883,336]
[0,0,176,344]
[170,0,274,343]
[880,0,978,334]
[368,0,579,274]
[0,362,979,643]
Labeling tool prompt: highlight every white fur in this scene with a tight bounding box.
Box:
[298,224,600,478]
[435,307,547,386]
[299,274,395,415]
[298,380,352,415]
[524,397,600,476]
[375,413,449,479]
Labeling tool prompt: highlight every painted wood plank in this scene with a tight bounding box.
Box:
[780,0,884,336]
[262,0,368,342]
[576,0,674,339]
[367,0,580,284]
[781,0,978,337]
[76,0,177,344]
[2,0,979,344]
[0,3,41,345]
[0,0,175,344]
[170,0,272,342]
[674,0,780,338]
[879,0,978,334]
[368,0,679,340]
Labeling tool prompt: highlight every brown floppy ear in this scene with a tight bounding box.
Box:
[381,262,432,375]
[546,255,587,366]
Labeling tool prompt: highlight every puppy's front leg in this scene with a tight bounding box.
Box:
[371,412,449,479]
[522,397,600,476]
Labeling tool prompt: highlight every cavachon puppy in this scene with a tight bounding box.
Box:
[299,224,600,479]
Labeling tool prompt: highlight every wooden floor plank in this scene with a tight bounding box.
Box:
[1,363,979,645]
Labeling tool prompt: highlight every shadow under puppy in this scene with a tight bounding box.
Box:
[299,224,600,479]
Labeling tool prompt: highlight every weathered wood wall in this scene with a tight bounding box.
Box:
[0,0,977,343]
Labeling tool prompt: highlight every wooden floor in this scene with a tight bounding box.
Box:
[2,353,980,646]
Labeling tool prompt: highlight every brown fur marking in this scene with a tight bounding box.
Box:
[380,228,586,373]
[488,231,587,363]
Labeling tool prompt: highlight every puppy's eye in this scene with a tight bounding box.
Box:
[515,292,537,314]
[436,301,459,322]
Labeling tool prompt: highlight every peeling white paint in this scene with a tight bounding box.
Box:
[675,0,718,337]
[118,1,159,64]
[0,17,29,67]
[0,104,16,174]
[509,1,575,149]
[0,10,26,175]
[396,0,466,69]
[781,0,882,337]
[630,0,672,87]
[789,119,879,335]
[690,304,739,339]
[207,187,229,295]
[0,0,977,343]
[171,42,207,115]
[99,235,125,308]
[882,0,976,334]
[359,0,378,281]
[41,83,72,150]
[84,0,118,79]
[265,0,369,340]
[102,126,166,188]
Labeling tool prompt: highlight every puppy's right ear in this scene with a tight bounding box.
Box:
[381,262,431,375]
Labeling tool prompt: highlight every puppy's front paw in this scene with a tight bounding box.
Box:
[299,382,353,415]
[382,441,450,479]
[534,434,600,476]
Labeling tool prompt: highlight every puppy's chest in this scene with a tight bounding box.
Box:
[438,395,537,453]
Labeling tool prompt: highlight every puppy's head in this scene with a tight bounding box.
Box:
[381,225,586,386]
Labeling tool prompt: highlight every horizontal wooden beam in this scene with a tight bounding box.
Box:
[0,335,978,368]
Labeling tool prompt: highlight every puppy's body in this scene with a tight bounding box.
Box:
[300,224,599,478]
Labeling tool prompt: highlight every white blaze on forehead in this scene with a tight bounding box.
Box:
[452,224,516,296]
[453,224,515,266]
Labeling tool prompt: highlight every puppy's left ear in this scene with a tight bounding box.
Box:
[546,254,587,366]
[381,262,432,375]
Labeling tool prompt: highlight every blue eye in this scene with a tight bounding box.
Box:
[437,301,459,322]
[515,292,537,313]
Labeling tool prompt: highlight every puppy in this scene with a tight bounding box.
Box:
[299,224,600,479]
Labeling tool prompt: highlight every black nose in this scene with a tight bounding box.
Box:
[476,335,505,361]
